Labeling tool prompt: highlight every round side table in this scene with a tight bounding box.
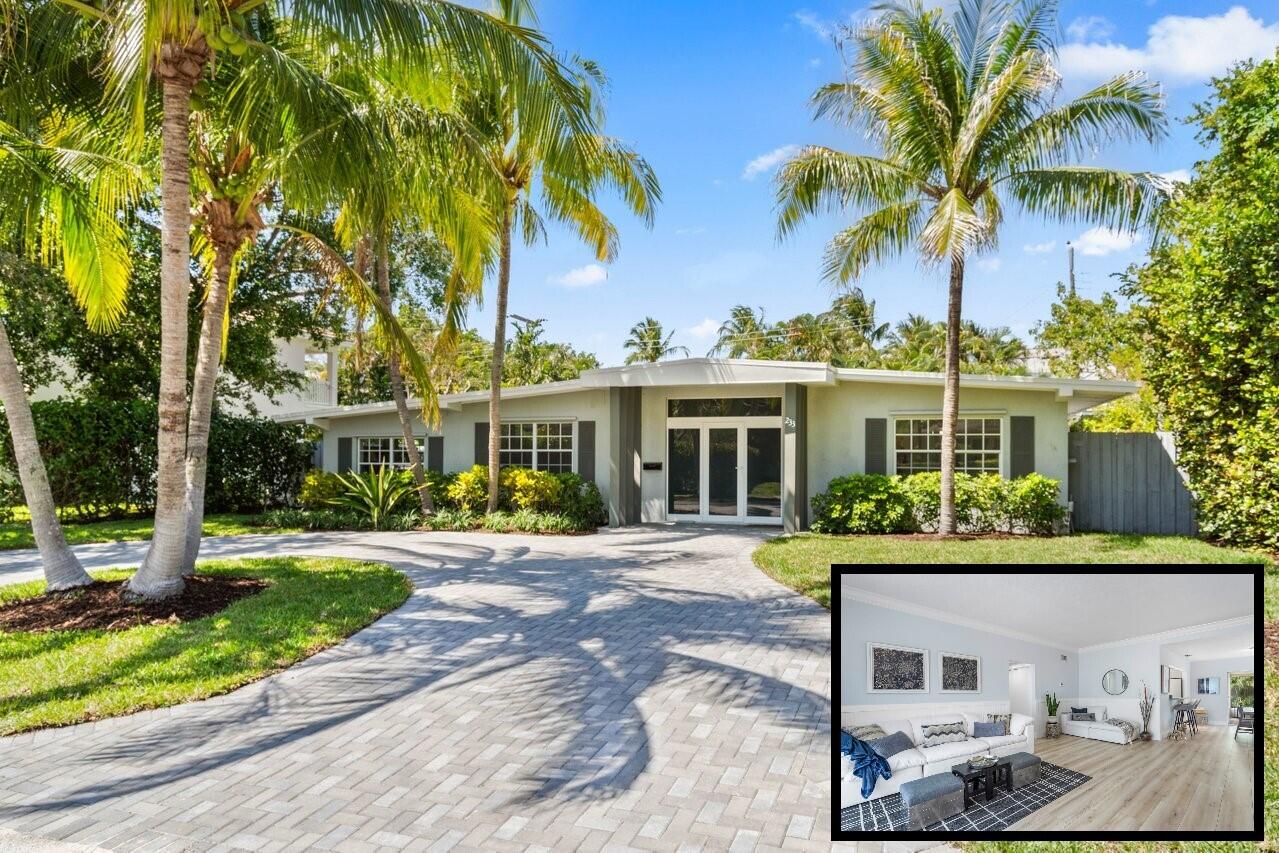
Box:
[1045,720,1061,739]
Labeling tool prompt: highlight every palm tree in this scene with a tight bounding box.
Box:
[468,2,660,513]
[776,0,1167,534]
[67,0,594,598]
[711,305,770,358]
[0,5,139,589]
[623,317,687,364]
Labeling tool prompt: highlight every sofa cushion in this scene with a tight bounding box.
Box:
[919,721,967,748]
[975,734,1023,749]
[973,722,1004,738]
[1008,713,1034,736]
[913,739,982,764]
[986,713,1012,735]
[886,747,927,771]
[909,715,966,744]
[848,724,888,742]
[870,730,915,760]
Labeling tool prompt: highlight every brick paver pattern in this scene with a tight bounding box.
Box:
[0,526,832,852]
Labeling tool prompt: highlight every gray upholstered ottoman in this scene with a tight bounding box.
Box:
[899,773,965,830]
[1007,751,1042,789]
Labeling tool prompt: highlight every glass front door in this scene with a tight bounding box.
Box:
[666,423,782,523]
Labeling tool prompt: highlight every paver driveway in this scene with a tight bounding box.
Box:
[0,526,832,852]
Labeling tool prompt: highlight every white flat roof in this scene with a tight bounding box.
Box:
[275,357,1140,423]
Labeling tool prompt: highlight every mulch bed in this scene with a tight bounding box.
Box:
[1265,621,1279,665]
[0,576,267,634]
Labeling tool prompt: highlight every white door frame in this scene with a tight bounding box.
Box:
[665,416,783,525]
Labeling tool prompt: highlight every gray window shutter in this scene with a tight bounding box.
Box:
[427,436,444,472]
[578,421,595,482]
[1010,416,1035,478]
[865,418,887,474]
[474,422,489,466]
[338,437,353,473]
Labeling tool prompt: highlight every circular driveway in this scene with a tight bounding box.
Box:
[0,526,832,851]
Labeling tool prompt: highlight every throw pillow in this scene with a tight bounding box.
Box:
[840,729,853,755]
[973,721,1004,738]
[848,724,888,742]
[1070,712,1096,721]
[1071,706,1088,714]
[986,714,1012,735]
[919,721,967,748]
[869,730,914,760]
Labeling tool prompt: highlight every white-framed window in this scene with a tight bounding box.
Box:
[357,437,425,473]
[499,421,574,473]
[893,417,1002,475]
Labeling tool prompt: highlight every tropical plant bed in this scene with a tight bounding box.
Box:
[0,576,267,633]
[0,512,302,551]
[0,557,409,735]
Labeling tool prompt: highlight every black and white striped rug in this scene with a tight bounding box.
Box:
[840,762,1090,832]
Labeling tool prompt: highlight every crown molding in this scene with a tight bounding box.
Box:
[1076,615,1254,653]
[840,586,1073,651]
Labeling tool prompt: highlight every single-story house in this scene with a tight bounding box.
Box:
[275,358,1138,531]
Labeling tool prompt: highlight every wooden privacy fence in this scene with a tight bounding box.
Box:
[1068,432,1197,536]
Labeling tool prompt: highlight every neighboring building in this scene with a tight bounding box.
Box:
[275,358,1137,531]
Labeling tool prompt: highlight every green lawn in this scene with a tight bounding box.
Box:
[754,533,1272,609]
[0,557,410,734]
[0,512,301,551]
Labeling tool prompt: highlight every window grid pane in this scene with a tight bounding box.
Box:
[893,418,1001,475]
[499,422,574,472]
[357,437,425,473]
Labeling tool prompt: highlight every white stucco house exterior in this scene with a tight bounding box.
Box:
[273,358,1138,531]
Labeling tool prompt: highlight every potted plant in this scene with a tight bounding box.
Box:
[1045,692,1060,722]
[1138,681,1155,741]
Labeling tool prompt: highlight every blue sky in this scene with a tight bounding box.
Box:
[467,1,1279,367]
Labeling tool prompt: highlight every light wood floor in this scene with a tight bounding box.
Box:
[1011,724,1254,831]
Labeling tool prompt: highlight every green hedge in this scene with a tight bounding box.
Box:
[0,398,314,519]
[810,472,1065,535]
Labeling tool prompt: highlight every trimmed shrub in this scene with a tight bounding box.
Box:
[553,472,607,528]
[0,398,312,519]
[299,470,345,510]
[260,507,419,532]
[1004,473,1067,535]
[902,472,1009,533]
[810,474,916,534]
[500,467,563,512]
[446,464,489,512]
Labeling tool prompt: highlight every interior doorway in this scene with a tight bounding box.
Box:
[1229,671,1254,711]
[1009,663,1036,728]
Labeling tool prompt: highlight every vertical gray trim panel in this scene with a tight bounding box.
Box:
[607,388,641,526]
[864,418,887,475]
[474,423,488,467]
[427,436,444,472]
[1009,416,1035,478]
[338,437,352,473]
[782,384,808,532]
[578,421,596,483]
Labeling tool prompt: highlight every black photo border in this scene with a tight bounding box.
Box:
[830,564,1264,842]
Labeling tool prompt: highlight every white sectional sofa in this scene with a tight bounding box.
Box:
[1059,705,1131,744]
[840,709,1036,807]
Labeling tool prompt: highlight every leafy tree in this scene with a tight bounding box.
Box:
[623,317,687,364]
[1126,55,1279,549]
[712,305,773,358]
[503,318,599,386]
[775,0,1166,533]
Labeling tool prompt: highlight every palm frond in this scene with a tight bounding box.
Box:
[822,199,923,282]
[1000,166,1169,233]
[775,146,916,238]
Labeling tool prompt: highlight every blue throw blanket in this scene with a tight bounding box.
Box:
[844,735,891,798]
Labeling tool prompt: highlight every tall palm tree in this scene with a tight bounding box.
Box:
[711,305,770,358]
[776,0,1167,534]
[623,317,687,364]
[0,4,139,589]
[469,2,660,513]
[67,0,594,598]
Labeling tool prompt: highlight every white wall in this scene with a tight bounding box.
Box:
[840,596,1076,736]
[1009,664,1035,719]
[1076,640,1162,739]
[1188,656,1254,724]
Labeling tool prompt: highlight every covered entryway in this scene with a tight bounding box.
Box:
[666,421,783,524]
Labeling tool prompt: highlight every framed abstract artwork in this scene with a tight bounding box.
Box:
[1197,677,1220,695]
[939,651,982,693]
[866,642,929,693]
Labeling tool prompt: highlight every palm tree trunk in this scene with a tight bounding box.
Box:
[0,316,92,590]
[487,205,513,514]
[938,256,964,536]
[128,58,200,600]
[180,239,236,575]
[377,243,433,516]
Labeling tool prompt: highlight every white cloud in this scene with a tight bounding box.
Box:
[1023,240,1057,254]
[808,57,822,68]
[975,257,1002,272]
[1160,168,1192,183]
[1066,15,1114,42]
[1073,227,1143,256]
[551,263,608,287]
[793,10,829,39]
[687,318,719,339]
[742,144,800,180]
[1058,6,1279,84]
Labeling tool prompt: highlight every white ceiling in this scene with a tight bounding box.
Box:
[840,573,1254,650]
[1161,628,1255,662]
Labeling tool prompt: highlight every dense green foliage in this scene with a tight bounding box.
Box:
[0,558,409,734]
[330,467,419,530]
[0,512,302,551]
[810,472,1065,535]
[1126,56,1279,549]
[0,399,313,519]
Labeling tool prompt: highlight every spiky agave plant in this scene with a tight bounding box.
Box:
[330,467,418,531]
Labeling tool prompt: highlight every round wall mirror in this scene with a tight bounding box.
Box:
[1102,668,1129,695]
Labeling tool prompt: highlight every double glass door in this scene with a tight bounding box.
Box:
[667,422,782,523]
